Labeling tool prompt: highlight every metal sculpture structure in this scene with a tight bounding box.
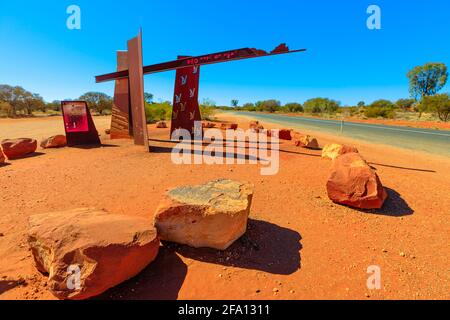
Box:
[171,57,201,137]
[96,33,305,149]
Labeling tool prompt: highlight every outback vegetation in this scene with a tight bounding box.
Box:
[219,63,450,122]
[1,63,449,122]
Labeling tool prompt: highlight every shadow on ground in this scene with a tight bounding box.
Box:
[0,280,21,295]
[171,219,302,275]
[359,187,414,217]
[70,143,119,149]
[93,220,300,300]
[93,246,187,300]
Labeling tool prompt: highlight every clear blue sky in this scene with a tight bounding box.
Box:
[1,0,449,106]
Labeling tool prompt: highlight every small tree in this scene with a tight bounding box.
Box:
[420,93,450,122]
[259,100,281,113]
[242,103,256,111]
[231,99,239,108]
[284,102,303,112]
[357,101,365,107]
[304,98,340,114]
[395,98,415,111]
[407,63,448,99]
[79,92,113,115]
[144,92,154,104]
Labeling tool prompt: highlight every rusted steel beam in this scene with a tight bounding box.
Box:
[96,44,306,83]
[127,32,149,148]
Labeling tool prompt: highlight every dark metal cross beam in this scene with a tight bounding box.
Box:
[96,44,306,83]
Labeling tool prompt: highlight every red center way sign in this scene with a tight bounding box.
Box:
[171,56,201,137]
[61,101,101,146]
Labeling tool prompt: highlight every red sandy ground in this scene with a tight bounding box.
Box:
[0,115,449,300]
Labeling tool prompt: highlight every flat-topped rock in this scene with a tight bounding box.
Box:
[322,144,359,160]
[28,208,159,300]
[154,179,254,250]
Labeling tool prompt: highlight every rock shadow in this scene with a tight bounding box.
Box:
[93,245,187,300]
[0,280,21,295]
[358,187,414,217]
[170,219,302,275]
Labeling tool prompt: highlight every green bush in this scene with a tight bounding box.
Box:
[200,104,216,121]
[303,98,340,114]
[145,102,172,123]
[364,99,397,118]
[283,102,303,113]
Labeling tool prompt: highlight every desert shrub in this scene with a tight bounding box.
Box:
[242,103,256,111]
[283,102,303,113]
[303,98,340,114]
[364,99,396,118]
[200,104,216,121]
[145,101,172,123]
[420,93,450,122]
[395,98,415,111]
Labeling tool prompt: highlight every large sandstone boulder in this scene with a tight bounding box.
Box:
[294,135,319,149]
[249,120,264,133]
[278,129,292,140]
[154,179,254,250]
[156,121,168,128]
[202,121,216,128]
[322,143,359,160]
[40,135,67,149]
[28,208,159,300]
[326,153,388,209]
[220,123,238,130]
[1,138,37,159]
[0,148,5,165]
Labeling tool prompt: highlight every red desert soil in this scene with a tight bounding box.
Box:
[0,115,449,300]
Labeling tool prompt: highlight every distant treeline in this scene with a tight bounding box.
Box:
[220,62,450,122]
[1,62,449,122]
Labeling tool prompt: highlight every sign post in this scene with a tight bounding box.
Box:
[61,101,101,147]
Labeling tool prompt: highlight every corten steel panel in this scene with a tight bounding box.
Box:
[170,56,201,138]
[61,101,101,147]
[127,32,149,148]
[96,46,306,83]
[110,51,132,139]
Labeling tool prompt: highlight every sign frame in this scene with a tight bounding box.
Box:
[61,100,101,147]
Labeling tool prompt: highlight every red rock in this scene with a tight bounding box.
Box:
[294,135,319,149]
[202,122,216,128]
[40,135,67,149]
[28,208,159,300]
[249,121,264,133]
[326,153,388,209]
[276,129,291,140]
[0,148,5,164]
[1,138,37,159]
[322,144,359,160]
[220,123,238,130]
[156,121,167,128]
[154,179,254,250]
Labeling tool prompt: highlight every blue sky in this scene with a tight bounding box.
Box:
[0,0,449,106]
